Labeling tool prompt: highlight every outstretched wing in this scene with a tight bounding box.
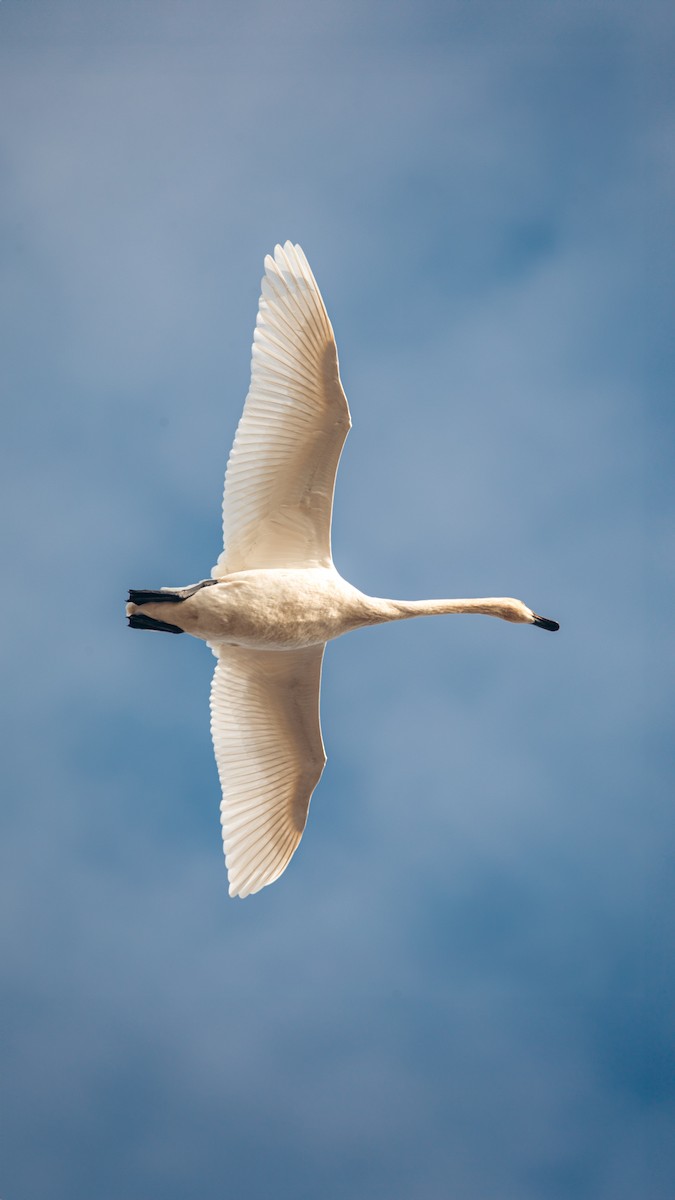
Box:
[209,643,327,898]
[212,242,351,576]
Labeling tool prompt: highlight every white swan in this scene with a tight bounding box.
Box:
[127,242,558,898]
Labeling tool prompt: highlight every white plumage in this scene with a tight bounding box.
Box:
[210,644,326,898]
[127,242,558,898]
[213,243,349,575]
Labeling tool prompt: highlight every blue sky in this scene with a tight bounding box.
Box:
[1,2,673,1197]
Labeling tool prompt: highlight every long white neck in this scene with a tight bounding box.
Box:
[362,595,536,626]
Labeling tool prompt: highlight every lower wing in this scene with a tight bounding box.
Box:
[209,642,327,897]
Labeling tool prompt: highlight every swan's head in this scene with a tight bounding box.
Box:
[500,599,559,630]
[523,601,559,631]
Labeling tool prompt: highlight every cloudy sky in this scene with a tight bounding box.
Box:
[1,2,673,1197]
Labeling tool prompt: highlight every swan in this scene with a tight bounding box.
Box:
[127,242,559,898]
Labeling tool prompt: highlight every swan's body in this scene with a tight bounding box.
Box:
[127,242,558,898]
[135,567,543,650]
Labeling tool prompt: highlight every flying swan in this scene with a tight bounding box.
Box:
[127,242,559,898]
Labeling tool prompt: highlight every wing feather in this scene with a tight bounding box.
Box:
[209,643,327,898]
[213,242,351,575]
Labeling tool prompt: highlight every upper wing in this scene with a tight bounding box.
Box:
[212,242,351,576]
[209,642,327,898]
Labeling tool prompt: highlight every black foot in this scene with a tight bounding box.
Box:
[128,580,217,606]
[128,588,183,605]
[128,613,184,634]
